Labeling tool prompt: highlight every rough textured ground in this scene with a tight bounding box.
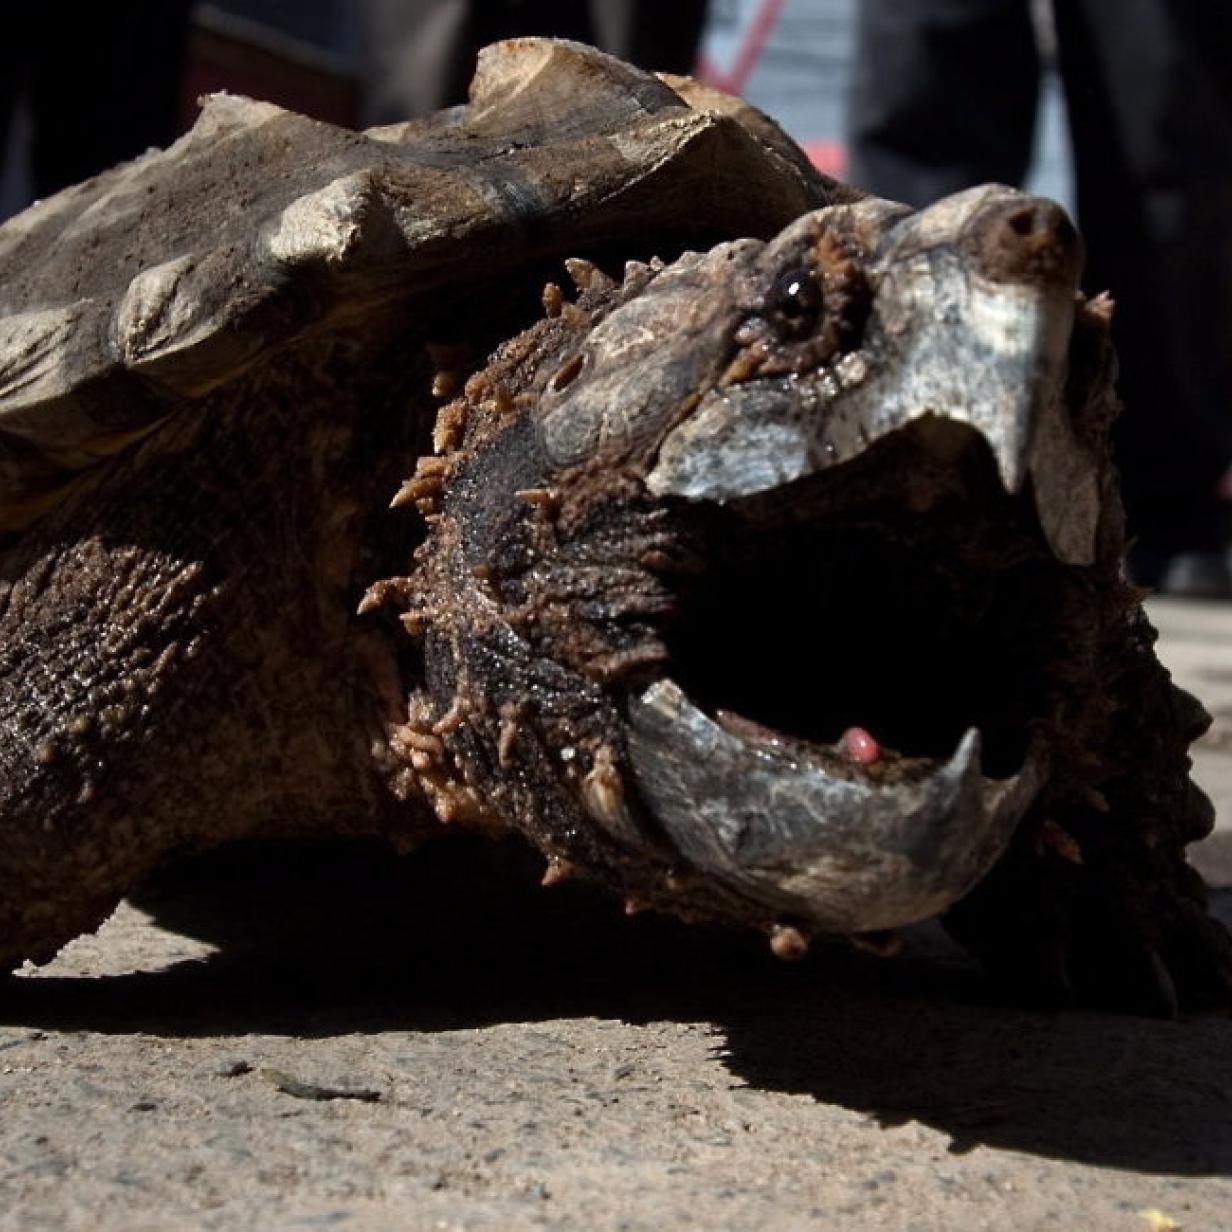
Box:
[1,596,1230,1232]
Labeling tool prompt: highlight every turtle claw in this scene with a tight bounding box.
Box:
[1158,893,1232,1011]
[1143,946,1181,1020]
[949,854,1232,1016]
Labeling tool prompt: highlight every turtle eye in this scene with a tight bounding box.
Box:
[768,267,823,339]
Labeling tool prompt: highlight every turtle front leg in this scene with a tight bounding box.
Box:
[0,352,425,969]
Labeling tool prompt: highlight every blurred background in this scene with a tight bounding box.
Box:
[0,0,1072,220]
[1,0,1228,595]
[700,0,1070,207]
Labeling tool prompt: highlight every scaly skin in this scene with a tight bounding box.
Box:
[0,333,432,965]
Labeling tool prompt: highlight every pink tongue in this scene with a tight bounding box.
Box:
[840,726,882,765]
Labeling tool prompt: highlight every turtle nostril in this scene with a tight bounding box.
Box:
[1007,206,1042,238]
[1005,201,1076,247]
[979,198,1083,286]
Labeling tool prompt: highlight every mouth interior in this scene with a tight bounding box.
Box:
[663,422,1066,779]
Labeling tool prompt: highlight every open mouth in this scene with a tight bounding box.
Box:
[624,418,1068,932]
[667,419,1059,775]
[617,185,1099,935]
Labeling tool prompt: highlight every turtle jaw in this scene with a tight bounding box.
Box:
[626,682,1045,933]
[621,419,1070,934]
[626,434,1063,937]
[608,186,1096,935]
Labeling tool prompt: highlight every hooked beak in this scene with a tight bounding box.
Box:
[647,185,1099,566]
[625,187,1100,935]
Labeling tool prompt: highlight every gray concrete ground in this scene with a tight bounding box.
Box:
[2,599,1231,1231]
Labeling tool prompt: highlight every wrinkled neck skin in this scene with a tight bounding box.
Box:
[377,191,1223,1002]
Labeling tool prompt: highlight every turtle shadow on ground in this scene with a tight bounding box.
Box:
[2,834,1230,1178]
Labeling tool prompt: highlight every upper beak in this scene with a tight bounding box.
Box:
[646,186,1100,565]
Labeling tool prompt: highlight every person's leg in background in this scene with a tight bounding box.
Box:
[846,0,1039,206]
[361,0,708,126]
[1055,0,1232,591]
[589,0,709,76]
[361,0,595,125]
[26,1,192,198]
[0,7,30,174]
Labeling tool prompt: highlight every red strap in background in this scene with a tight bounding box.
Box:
[696,0,787,96]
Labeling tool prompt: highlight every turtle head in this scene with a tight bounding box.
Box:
[393,185,1115,942]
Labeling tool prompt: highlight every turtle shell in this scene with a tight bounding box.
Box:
[0,38,849,534]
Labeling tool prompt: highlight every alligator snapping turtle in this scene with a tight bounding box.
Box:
[0,40,1228,1012]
